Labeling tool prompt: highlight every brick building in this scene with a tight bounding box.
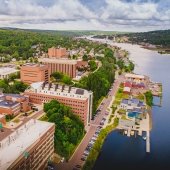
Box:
[48,47,68,58]
[0,94,31,116]
[24,82,93,126]
[21,63,49,84]
[39,58,77,78]
[0,119,55,170]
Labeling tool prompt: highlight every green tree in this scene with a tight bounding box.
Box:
[88,60,97,71]
[43,100,84,159]
[83,54,88,61]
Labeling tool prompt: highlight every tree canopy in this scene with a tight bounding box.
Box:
[51,71,72,85]
[44,100,84,159]
[0,80,28,94]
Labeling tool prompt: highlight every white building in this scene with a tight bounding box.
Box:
[0,67,19,79]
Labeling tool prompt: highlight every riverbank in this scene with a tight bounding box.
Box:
[141,46,170,54]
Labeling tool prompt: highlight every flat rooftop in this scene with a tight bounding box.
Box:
[0,119,54,170]
[0,67,18,76]
[4,93,26,99]
[0,100,19,108]
[39,58,77,64]
[125,73,145,79]
[22,63,46,68]
[25,82,92,100]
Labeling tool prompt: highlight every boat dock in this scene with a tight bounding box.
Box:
[146,131,150,153]
[127,128,131,137]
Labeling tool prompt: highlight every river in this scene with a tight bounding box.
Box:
[87,38,170,170]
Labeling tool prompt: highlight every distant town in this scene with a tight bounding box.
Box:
[0,29,163,170]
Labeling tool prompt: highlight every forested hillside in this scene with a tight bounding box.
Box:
[127,30,170,47]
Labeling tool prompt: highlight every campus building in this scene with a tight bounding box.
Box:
[39,57,88,78]
[0,94,31,116]
[21,63,49,84]
[24,82,93,126]
[39,58,77,78]
[0,119,55,170]
[48,47,68,58]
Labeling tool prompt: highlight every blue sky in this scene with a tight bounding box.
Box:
[0,0,169,32]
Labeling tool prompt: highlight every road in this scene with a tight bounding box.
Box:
[55,75,124,170]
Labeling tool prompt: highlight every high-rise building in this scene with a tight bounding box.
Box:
[24,82,93,126]
[21,63,49,84]
[48,47,68,58]
[0,119,55,170]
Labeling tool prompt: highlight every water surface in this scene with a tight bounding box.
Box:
[91,39,170,170]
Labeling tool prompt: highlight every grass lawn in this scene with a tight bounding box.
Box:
[121,115,128,120]
[39,114,48,121]
[12,118,20,123]
[113,87,129,106]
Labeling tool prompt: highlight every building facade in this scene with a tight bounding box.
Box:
[0,94,31,116]
[0,100,21,116]
[0,119,55,170]
[39,58,77,78]
[48,47,68,58]
[21,63,49,84]
[24,82,93,126]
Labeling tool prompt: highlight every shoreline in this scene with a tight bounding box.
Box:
[82,36,157,169]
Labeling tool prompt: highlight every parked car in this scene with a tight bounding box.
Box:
[72,168,78,170]
[91,137,97,141]
[83,150,89,156]
[89,140,95,145]
[76,165,81,168]
[102,117,106,121]
[100,122,104,125]
[105,112,109,115]
[81,157,86,161]
[93,134,98,138]
[60,157,65,163]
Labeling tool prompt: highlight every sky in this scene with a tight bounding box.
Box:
[0,0,170,32]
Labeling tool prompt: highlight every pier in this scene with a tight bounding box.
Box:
[146,131,150,153]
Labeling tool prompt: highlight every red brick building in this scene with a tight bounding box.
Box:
[48,47,68,58]
[24,82,93,126]
[21,63,49,85]
[0,94,31,116]
[39,58,77,78]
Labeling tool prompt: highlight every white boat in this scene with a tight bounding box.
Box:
[124,130,127,135]
[143,136,147,140]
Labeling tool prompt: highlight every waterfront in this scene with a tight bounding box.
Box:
[91,39,170,170]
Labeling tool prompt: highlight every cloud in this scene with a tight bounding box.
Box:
[0,0,169,32]
[0,0,96,22]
